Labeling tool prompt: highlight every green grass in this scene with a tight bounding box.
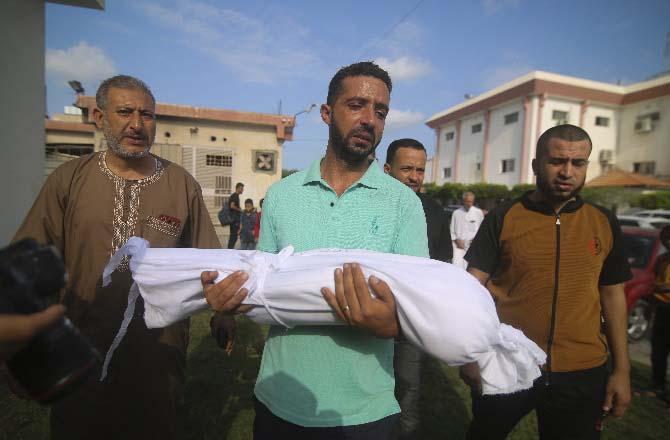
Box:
[2,312,669,439]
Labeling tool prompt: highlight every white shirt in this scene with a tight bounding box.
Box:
[451,206,484,242]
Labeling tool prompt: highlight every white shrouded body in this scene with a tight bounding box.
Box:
[102,237,545,395]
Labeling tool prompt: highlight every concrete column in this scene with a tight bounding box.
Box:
[433,128,440,184]
[0,0,45,245]
[453,120,461,182]
[482,109,491,182]
[519,96,532,184]
[579,100,590,127]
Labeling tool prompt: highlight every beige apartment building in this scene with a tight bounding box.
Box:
[46,97,296,244]
[426,71,670,187]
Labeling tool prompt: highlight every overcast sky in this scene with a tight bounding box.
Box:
[45,0,670,169]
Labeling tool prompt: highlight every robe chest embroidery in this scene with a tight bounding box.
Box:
[98,151,164,271]
[146,215,181,238]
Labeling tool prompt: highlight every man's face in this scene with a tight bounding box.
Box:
[322,76,390,163]
[237,186,244,195]
[463,195,474,210]
[94,87,156,159]
[244,202,253,212]
[533,137,591,204]
[384,147,426,193]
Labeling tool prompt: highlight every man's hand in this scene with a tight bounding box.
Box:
[455,239,466,250]
[201,270,253,314]
[603,369,631,418]
[0,305,65,363]
[320,263,399,338]
[210,312,237,355]
[459,361,482,395]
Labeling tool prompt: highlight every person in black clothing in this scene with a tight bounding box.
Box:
[384,138,452,439]
[227,182,244,249]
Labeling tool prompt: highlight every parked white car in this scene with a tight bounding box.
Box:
[634,209,670,220]
[617,215,670,229]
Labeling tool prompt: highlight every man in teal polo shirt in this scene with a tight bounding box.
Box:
[203,61,428,438]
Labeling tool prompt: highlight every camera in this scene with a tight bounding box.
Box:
[0,238,100,404]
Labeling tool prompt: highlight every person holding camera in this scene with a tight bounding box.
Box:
[12,75,223,440]
[0,305,64,363]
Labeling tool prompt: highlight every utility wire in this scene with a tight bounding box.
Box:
[356,0,427,61]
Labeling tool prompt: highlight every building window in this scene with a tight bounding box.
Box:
[445,131,454,141]
[471,123,482,134]
[501,159,515,173]
[476,162,481,171]
[504,112,519,125]
[46,144,94,156]
[633,162,655,175]
[595,116,610,127]
[552,110,569,124]
[443,167,452,178]
[206,154,232,167]
[214,175,232,207]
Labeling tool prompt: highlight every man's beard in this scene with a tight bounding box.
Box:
[103,120,151,159]
[329,116,377,164]
[536,172,585,204]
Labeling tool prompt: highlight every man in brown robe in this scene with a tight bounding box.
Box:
[13,75,222,439]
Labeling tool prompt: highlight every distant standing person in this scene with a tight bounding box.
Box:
[253,198,264,243]
[450,191,483,269]
[238,198,257,250]
[650,225,670,404]
[227,182,244,249]
[384,137,452,439]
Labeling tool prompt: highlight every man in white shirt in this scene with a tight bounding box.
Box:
[450,191,484,269]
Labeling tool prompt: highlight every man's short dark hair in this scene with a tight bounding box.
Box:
[536,124,592,159]
[236,182,244,189]
[327,61,392,106]
[96,75,155,111]
[244,198,253,205]
[385,138,426,165]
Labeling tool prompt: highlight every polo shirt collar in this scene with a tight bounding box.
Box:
[302,157,382,190]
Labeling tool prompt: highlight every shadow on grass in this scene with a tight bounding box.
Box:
[417,357,471,438]
[177,313,266,440]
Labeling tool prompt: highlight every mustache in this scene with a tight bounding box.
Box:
[349,126,375,141]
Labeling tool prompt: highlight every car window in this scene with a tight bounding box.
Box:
[618,219,639,227]
[622,234,655,269]
[651,221,670,229]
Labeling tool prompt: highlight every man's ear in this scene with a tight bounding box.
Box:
[383,163,392,175]
[92,107,104,129]
[531,158,538,176]
[320,104,332,125]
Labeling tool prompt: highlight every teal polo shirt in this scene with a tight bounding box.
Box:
[254,157,429,427]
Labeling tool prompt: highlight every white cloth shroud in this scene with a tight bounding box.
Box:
[101,237,546,395]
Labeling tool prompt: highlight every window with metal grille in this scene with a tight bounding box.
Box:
[214,175,232,207]
[504,112,519,125]
[501,159,515,173]
[443,167,452,178]
[445,131,454,141]
[595,116,610,127]
[552,110,569,123]
[206,154,232,167]
[46,144,94,156]
[471,123,482,134]
[633,162,655,175]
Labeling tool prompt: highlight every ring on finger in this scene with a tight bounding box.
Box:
[343,305,350,312]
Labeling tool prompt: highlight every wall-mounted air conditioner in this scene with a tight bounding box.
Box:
[634,118,653,133]
[599,149,613,163]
